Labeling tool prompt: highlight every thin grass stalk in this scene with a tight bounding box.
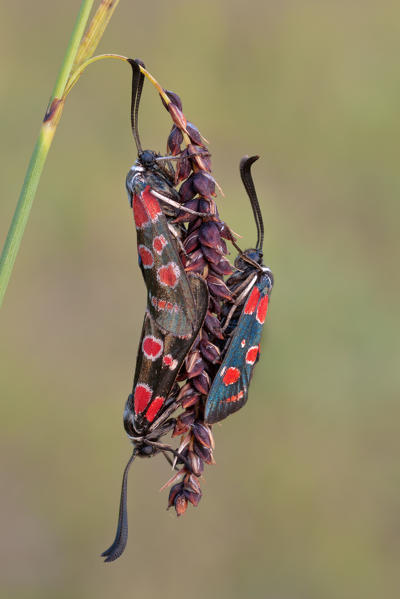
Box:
[0,0,126,308]
[0,0,95,307]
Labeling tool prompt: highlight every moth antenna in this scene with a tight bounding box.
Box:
[239,155,264,251]
[128,58,145,154]
[162,450,175,468]
[101,450,137,563]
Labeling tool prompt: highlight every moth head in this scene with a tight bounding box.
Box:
[135,443,159,457]
[234,248,263,272]
[138,150,157,168]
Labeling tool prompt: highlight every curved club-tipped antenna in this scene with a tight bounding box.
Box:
[239,155,264,251]
[101,450,137,562]
[127,58,145,154]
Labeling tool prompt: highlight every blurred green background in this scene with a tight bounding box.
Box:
[1,1,399,598]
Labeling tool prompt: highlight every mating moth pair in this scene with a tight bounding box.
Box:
[102,60,274,562]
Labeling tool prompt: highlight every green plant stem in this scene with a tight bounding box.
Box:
[0,0,94,308]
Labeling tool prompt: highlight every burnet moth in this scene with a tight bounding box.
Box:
[126,59,209,339]
[101,61,208,562]
[204,156,274,424]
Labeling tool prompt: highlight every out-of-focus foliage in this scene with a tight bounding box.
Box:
[0,1,399,598]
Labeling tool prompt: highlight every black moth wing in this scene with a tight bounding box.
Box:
[128,171,198,339]
[124,274,209,437]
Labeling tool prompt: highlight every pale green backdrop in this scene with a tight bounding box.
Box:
[1,1,399,598]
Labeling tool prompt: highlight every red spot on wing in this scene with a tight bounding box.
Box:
[146,396,165,422]
[150,295,179,313]
[226,390,244,403]
[222,367,241,385]
[157,262,180,289]
[138,244,154,268]
[142,335,163,360]
[163,354,178,370]
[142,186,162,221]
[163,354,173,366]
[133,195,150,228]
[134,383,152,414]
[245,345,259,365]
[256,295,269,324]
[153,235,167,255]
[244,287,260,315]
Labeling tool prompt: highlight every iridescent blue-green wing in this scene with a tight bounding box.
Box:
[204,281,270,424]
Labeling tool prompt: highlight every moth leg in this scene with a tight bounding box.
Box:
[168,223,186,254]
[231,272,257,297]
[149,405,180,433]
[162,451,174,467]
[222,274,257,332]
[147,440,192,470]
[150,189,208,217]
[162,451,181,471]
[155,150,211,162]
